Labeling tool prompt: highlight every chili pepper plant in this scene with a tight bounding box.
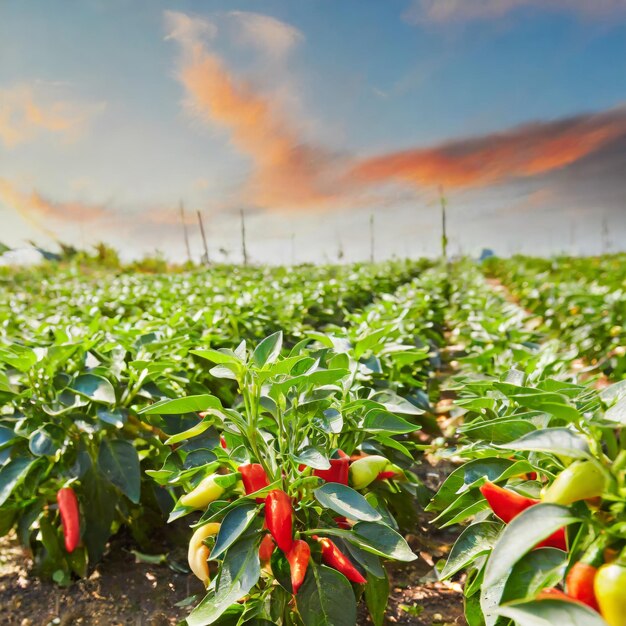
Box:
[141,332,423,626]
[431,370,626,626]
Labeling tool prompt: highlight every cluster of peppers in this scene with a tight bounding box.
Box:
[480,460,626,626]
[186,450,402,594]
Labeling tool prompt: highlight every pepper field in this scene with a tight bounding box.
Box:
[1,255,625,626]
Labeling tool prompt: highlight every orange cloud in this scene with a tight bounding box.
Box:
[0,83,104,148]
[348,107,626,190]
[166,11,346,211]
[0,178,109,237]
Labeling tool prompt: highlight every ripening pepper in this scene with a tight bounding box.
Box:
[479,482,567,550]
[538,587,572,601]
[314,458,349,485]
[566,562,599,610]
[377,470,399,480]
[220,436,227,450]
[314,536,366,584]
[57,487,80,553]
[188,522,220,586]
[349,455,398,490]
[181,474,225,509]
[594,561,626,626]
[287,539,310,594]
[265,489,293,553]
[259,533,275,562]
[239,464,270,502]
[543,461,606,505]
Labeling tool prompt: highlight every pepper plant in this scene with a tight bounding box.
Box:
[430,370,626,626]
[141,332,423,626]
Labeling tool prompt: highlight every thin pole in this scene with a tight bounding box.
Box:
[240,208,248,266]
[180,201,191,264]
[369,213,375,263]
[197,210,209,265]
[439,186,448,261]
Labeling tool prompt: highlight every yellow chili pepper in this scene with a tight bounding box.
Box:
[188,522,220,586]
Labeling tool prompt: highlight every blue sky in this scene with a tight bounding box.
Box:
[1,0,626,262]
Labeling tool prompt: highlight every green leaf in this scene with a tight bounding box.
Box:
[97,408,128,428]
[440,522,501,580]
[70,374,116,404]
[186,535,261,626]
[496,428,590,459]
[210,502,258,560]
[0,456,35,507]
[138,394,222,415]
[298,562,357,626]
[362,410,419,434]
[314,484,382,522]
[252,332,283,367]
[28,429,58,457]
[364,569,390,626]
[496,599,608,625]
[352,522,416,562]
[500,548,567,603]
[484,504,578,588]
[98,439,141,503]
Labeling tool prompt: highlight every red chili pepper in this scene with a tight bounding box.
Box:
[376,470,398,480]
[566,562,599,610]
[239,464,270,502]
[313,458,349,485]
[313,536,366,584]
[265,490,293,553]
[336,449,349,460]
[57,487,80,553]
[259,533,275,562]
[538,587,571,601]
[287,539,310,594]
[220,436,227,449]
[479,482,567,550]
[334,516,351,530]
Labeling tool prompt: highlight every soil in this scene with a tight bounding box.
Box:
[0,509,466,626]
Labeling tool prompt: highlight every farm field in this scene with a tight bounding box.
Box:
[1,255,625,626]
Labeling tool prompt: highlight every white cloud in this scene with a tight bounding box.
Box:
[404,0,626,24]
[227,11,304,60]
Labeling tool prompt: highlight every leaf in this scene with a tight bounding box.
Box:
[496,599,608,625]
[484,504,578,588]
[70,374,116,404]
[98,439,141,503]
[365,569,390,626]
[352,522,416,562]
[500,548,567,603]
[252,332,283,367]
[81,461,117,563]
[369,391,424,415]
[187,535,261,626]
[298,563,357,626]
[362,410,419,434]
[0,456,35,507]
[191,348,243,366]
[314,484,382,522]
[294,447,331,471]
[496,428,590,459]
[440,522,501,580]
[210,503,258,560]
[138,394,222,415]
[97,408,128,428]
[29,429,58,457]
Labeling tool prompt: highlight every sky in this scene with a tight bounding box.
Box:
[1,0,626,263]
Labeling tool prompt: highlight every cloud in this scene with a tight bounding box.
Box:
[404,0,626,24]
[0,178,110,237]
[348,106,626,190]
[226,11,304,59]
[165,11,346,210]
[0,83,104,149]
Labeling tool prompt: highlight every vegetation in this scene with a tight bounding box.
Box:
[1,254,625,625]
